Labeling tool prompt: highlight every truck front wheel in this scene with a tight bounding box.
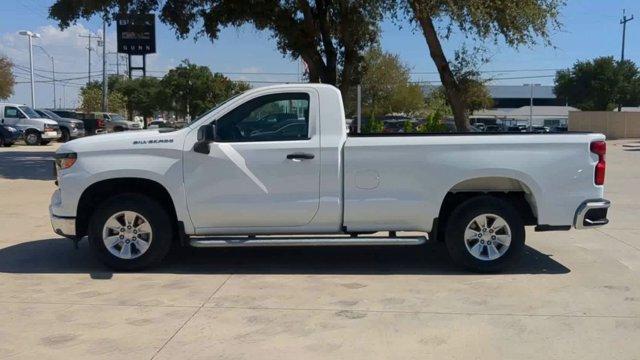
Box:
[88,194,174,270]
[445,196,525,273]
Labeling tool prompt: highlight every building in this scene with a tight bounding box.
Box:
[423,85,572,128]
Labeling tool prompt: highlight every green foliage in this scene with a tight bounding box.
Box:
[49,0,385,95]
[159,60,250,119]
[401,0,564,47]
[79,86,126,114]
[352,46,425,118]
[403,120,414,133]
[554,57,640,111]
[396,0,563,131]
[363,117,384,133]
[0,56,15,100]
[79,62,248,119]
[416,112,447,133]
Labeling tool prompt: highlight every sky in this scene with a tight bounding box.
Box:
[1,0,639,109]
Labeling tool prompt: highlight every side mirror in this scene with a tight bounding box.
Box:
[194,124,216,154]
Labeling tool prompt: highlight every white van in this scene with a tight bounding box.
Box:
[0,103,61,145]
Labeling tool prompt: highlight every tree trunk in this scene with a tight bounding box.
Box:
[409,1,469,132]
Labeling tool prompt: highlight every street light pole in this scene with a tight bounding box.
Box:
[524,83,541,131]
[34,45,56,109]
[18,30,40,107]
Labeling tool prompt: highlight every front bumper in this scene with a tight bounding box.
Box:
[70,128,86,138]
[50,206,76,238]
[574,199,610,229]
[42,130,61,140]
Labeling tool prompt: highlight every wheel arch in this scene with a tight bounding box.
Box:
[432,176,539,240]
[76,177,178,238]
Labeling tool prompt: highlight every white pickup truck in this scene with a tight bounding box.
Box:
[50,84,610,272]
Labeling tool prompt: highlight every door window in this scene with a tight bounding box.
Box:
[216,93,310,142]
[4,107,21,118]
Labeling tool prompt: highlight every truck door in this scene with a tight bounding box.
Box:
[183,90,321,230]
[2,106,23,128]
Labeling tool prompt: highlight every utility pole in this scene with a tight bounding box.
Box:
[356,84,362,133]
[100,18,108,112]
[79,33,100,83]
[619,9,634,111]
[34,45,56,109]
[18,30,40,107]
[620,9,634,62]
[524,83,540,131]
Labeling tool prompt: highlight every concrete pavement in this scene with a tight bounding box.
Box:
[0,140,638,359]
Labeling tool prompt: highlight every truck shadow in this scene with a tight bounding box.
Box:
[0,150,55,180]
[0,238,570,276]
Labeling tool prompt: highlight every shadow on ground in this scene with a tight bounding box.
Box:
[0,238,570,276]
[0,150,55,180]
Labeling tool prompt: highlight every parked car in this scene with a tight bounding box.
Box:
[507,125,528,132]
[36,109,85,142]
[0,124,21,147]
[147,120,173,129]
[96,112,142,132]
[49,110,105,135]
[50,84,610,272]
[0,103,60,145]
[484,125,502,132]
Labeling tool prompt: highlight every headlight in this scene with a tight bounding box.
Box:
[69,123,77,129]
[54,152,77,170]
[6,126,17,132]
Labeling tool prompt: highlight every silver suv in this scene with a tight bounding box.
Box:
[95,112,141,132]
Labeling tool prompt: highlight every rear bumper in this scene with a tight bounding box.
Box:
[574,199,610,229]
[50,206,76,238]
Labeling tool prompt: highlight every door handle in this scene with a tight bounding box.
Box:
[287,153,315,160]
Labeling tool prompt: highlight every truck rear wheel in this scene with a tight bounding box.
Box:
[88,194,174,270]
[444,196,525,273]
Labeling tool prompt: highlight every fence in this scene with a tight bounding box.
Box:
[568,111,640,139]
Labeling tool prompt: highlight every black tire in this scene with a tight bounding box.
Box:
[4,142,14,147]
[88,193,175,270]
[113,126,124,132]
[24,130,41,146]
[60,128,70,142]
[444,195,525,273]
[0,134,4,147]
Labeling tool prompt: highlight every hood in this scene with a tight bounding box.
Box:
[57,127,187,154]
[37,118,59,126]
[60,117,83,125]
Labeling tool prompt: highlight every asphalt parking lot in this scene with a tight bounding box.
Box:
[0,140,639,359]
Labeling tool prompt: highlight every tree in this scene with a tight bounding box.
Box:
[396,0,563,131]
[159,60,250,119]
[355,47,424,120]
[117,77,162,119]
[554,57,640,111]
[0,56,15,100]
[49,0,385,96]
[79,84,126,113]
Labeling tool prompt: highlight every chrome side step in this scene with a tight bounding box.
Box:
[190,235,427,248]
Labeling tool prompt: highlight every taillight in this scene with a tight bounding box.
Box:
[590,141,606,185]
[97,119,105,127]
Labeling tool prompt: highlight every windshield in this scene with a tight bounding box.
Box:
[189,91,247,126]
[19,106,41,119]
[41,109,62,120]
[110,114,126,121]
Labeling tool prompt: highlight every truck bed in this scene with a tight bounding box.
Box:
[342,133,605,232]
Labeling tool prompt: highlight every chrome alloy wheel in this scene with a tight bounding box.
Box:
[464,213,512,261]
[102,211,153,260]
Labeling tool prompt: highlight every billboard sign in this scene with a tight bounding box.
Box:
[116,14,156,55]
